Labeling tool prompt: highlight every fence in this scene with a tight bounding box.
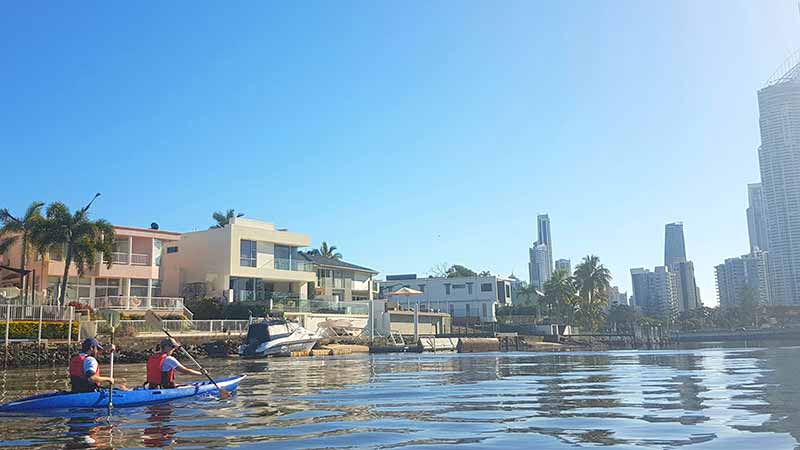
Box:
[270,299,370,315]
[80,296,193,320]
[96,319,250,335]
[0,304,77,347]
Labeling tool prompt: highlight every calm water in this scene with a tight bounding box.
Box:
[0,346,799,449]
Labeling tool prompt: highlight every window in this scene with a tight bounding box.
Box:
[418,284,425,292]
[449,304,455,316]
[467,283,473,295]
[452,284,465,289]
[130,278,149,297]
[482,303,488,318]
[466,304,471,316]
[167,246,178,254]
[481,283,493,292]
[65,277,91,302]
[504,284,511,298]
[151,279,162,298]
[240,240,257,267]
[49,245,65,261]
[445,284,451,295]
[95,278,120,298]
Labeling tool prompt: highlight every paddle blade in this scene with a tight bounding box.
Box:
[144,310,162,329]
[218,388,231,400]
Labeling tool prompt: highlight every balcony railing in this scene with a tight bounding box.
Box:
[274,258,315,272]
[111,252,129,264]
[130,253,150,266]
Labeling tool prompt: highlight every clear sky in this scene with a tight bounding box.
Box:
[1,1,799,305]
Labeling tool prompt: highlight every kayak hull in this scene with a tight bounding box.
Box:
[0,375,245,412]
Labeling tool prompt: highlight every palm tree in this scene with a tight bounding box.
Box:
[313,241,342,260]
[542,269,577,323]
[211,209,244,229]
[572,255,612,331]
[33,201,115,305]
[0,202,45,302]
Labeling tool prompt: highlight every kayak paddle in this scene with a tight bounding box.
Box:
[144,310,230,400]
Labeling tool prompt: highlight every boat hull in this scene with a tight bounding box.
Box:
[0,375,246,412]
[240,338,317,358]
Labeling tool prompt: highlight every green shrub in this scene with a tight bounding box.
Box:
[5,321,79,339]
[185,298,224,319]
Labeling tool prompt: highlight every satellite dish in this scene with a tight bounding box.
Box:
[150,222,159,230]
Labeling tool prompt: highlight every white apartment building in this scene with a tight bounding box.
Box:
[378,274,513,322]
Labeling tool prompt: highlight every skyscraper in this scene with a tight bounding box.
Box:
[664,222,687,266]
[715,250,771,308]
[757,57,800,305]
[630,266,677,320]
[746,182,769,252]
[555,259,571,275]
[528,214,554,289]
[670,261,701,312]
[528,242,550,290]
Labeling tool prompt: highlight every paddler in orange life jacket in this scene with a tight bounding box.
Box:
[68,338,116,393]
[146,338,203,389]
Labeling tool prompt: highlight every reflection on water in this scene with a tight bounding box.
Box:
[0,347,799,449]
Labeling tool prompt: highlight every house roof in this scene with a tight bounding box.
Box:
[299,253,378,274]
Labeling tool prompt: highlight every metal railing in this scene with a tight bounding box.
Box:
[100,319,249,335]
[130,253,150,266]
[110,252,129,264]
[270,298,370,315]
[79,296,191,319]
[0,304,75,322]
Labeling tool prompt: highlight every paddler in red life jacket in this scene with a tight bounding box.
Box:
[68,338,115,393]
[146,338,203,389]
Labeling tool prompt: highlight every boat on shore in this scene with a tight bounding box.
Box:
[239,318,319,357]
[0,375,246,413]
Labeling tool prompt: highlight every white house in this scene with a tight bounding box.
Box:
[378,274,513,322]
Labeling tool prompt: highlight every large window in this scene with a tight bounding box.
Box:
[240,240,257,267]
[465,304,471,316]
[95,278,120,298]
[481,283,493,292]
[467,283,473,295]
[230,277,274,301]
[151,279,162,298]
[445,284,451,295]
[130,279,149,297]
[482,303,488,318]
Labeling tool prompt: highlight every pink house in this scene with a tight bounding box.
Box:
[0,225,185,315]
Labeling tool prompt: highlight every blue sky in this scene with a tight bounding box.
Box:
[1,1,798,305]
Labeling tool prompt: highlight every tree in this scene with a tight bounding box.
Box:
[33,200,114,305]
[309,241,342,260]
[573,255,612,332]
[429,262,449,278]
[607,305,641,332]
[0,202,44,302]
[542,269,577,323]
[739,287,760,328]
[446,265,477,278]
[211,209,244,229]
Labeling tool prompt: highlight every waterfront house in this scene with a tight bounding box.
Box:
[300,253,378,302]
[160,217,316,302]
[378,274,513,323]
[0,225,183,314]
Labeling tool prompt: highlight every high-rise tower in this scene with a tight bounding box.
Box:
[664,222,687,266]
[757,54,800,305]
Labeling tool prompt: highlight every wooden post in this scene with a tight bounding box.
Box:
[67,306,74,350]
[4,304,10,348]
[37,306,43,345]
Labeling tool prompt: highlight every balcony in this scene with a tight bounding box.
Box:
[274,257,315,272]
[109,252,150,266]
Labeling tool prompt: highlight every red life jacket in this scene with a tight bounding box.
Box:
[69,354,100,393]
[146,353,175,389]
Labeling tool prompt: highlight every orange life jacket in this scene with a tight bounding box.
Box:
[146,353,175,389]
[69,354,100,393]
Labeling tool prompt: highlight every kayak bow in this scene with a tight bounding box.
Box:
[0,375,245,412]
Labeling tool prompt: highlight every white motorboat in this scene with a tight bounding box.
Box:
[239,318,320,357]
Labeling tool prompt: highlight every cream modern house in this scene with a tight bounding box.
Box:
[160,217,317,302]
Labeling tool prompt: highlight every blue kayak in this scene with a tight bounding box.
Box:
[0,375,245,412]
